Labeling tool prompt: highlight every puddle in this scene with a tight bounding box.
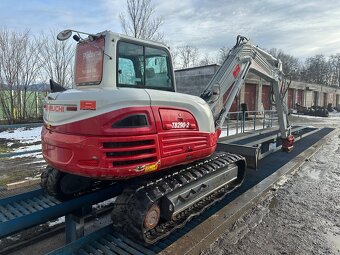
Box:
[269,197,278,210]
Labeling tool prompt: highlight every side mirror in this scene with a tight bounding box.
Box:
[57,30,72,41]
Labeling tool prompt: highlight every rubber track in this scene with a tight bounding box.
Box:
[111,152,246,244]
[40,167,112,200]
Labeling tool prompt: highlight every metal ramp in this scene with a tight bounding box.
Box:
[49,226,159,255]
[0,184,125,239]
[218,126,319,168]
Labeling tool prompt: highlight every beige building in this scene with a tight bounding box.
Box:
[175,65,340,112]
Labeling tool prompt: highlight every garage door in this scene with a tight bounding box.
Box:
[223,86,239,112]
[287,89,294,109]
[323,93,328,107]
[262,85,271,110]
[244,84,256,111]
[296,89,304,106]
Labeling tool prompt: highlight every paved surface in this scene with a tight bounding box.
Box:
[204,128,340,255]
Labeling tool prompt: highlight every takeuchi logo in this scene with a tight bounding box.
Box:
[48,105,65,112]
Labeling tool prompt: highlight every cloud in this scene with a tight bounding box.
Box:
[156,0,340,58]
[1,0,339,59]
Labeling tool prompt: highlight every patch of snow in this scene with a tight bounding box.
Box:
[10,144,42,158]
[14,144,41,152]
[291,114,323,119]
[48,216,65,227]
[6,234,21,241]
[93,197,117,209]
[0,126,42,144]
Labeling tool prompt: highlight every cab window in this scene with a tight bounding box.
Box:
[145,47,172,89]
[117,41,173,91]
[117,42,143,87]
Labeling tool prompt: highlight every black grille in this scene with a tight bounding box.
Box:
[103,140,154,148]
[106,149,155,157]
[112,114,148,128]
[112,157,157,166]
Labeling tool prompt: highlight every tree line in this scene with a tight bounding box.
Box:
[0,28,74,124]
[0,0,339,124]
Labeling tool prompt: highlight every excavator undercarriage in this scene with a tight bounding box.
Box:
[110,152,245,244]
[40,152,245,244]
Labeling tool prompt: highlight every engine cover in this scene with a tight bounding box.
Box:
[42,88,218,180]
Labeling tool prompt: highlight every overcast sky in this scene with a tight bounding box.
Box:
[2,0,340,60]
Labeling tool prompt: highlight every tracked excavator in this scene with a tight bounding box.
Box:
[41,30,294,244]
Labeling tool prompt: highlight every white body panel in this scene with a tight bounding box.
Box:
[44,88,150,126]
[146,89,214,133]
[44,88,214,133]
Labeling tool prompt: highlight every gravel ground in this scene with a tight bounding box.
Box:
[204,128,340,255]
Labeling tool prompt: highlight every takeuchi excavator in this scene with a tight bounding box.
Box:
[41,29,294,244]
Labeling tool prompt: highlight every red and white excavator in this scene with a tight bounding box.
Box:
[41,30,294,243]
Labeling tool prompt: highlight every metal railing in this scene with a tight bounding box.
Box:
[222,110,278,136]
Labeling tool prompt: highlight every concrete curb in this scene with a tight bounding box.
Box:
[160,128,336,255]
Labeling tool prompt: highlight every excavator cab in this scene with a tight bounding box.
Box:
[66,30,175,92]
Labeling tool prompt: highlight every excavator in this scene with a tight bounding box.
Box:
[41,29,294,244]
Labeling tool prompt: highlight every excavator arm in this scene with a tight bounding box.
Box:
[201,35,294,150]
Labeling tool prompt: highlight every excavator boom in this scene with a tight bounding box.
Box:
[201,36,292,143]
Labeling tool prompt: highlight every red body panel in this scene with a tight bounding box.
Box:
[42,106,218,179]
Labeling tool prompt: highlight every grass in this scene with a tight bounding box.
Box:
[0,146,10,153]
[0,168,40,186]
[0,157,44,186]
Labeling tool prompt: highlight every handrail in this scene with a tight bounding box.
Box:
[223,110,278,136]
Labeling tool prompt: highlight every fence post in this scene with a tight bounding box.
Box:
[227,115,229,136]
[236,112,239,134]
[263,111,266,129]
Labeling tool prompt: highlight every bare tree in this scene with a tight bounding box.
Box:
[199,53,213,66]
[177,45,200,68]
[39,29,74,87]
[0,29,42,123]
[120,0,164,41]
[218,46,230,64]
[329,54,340,87]
[269,48,301,80]
[303,54,329,85]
